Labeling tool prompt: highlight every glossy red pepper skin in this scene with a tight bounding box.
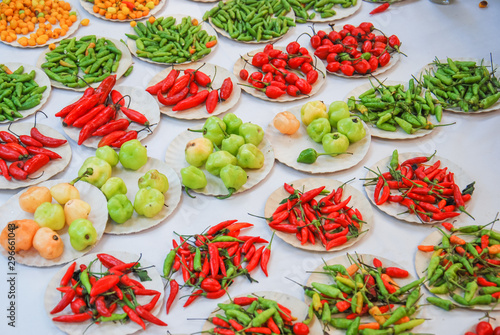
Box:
[111,131,138,148]
[183,289,203,307]
[206,90,219,114]
[62,94,101,127]
[168,74,192,98]
[94,74,117,105]
[120,106,149,126]
[123,305,146,330]
[72,104,107,128]
[135,305,168,326]
[52,311,93,323]
[55,87,95,118]
[110,89,124,105]
[8,161,27,180]
[92,119,130,136]
[78,106,115,145]
[0,159,11,180]
[25,146,61,160]
[0,131,19,143]
[370,2,390,14]
[5,142,28,157]
[239,69,249,80]
[23,154,50,175]
[98,130,128,148]
[19,135,43,147]
[220,78,233,101]
[97,253,125,268]
[172,90,209,111]
[95,296,111,317]
[30,127,67,147]
[157,87,190,106]
[90,275,120,297]
[50,289,76,314]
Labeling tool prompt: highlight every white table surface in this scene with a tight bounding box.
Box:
[1,0,500,334]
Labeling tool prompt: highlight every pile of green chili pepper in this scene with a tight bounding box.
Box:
[423,57,500,112]
[41,36,122,88]
[301,254,425,335]
[0,64,47,121]
[49,253,167,329]
[126,16,217,64]
[205,295,310,334]
[347,78,443,134]
[203,0,295,42]
[418,221,500,310]
[290,0,358,22]
[163,220,273,313]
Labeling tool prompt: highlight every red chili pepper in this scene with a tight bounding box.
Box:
[5,142,28,157]
[19,135,42,147]
[111,130,138,148]
[123,305,146,330]
[72,104,106,128]
[260,233,274,277]
[63,94,101,127]
[246,245,264,272]
[92,119,130,137]
[97,254,125,268]
[70,297,87,314]
[431,211,460,220]
[336,299,351,312]
[0,159,11,180]
[120,106,149,126]
[325,236,348,250]
[478,277,497,287]
[135,305,168,326]
[110,89,124,105]
[95,296,111,317]
[78,106,115,145]
[50,288,76,314]
[168,73,192,97]
[213,327,236,335]
[373,258,383,268]
[23,154,50,175]
[189,81,199,95]
[370,2,390,14]
[164,279,179,314]
[481,235,489,250]
[441,221,454,231]
[9,161,27,180]
[220,77,233,101]
[90,275,120,297]
[55,87,95,117]
[208,243,220,276]
[52,311,93,323]
[0,130,19,143]
[385,267,409,278]
[172,90,209,112]
[157,87,190,106]
[183,289,203,307]
[30,127,66,147]
[239,69,249,80]
[95,74,117,105]
[97,130,127,148]
[204,90,219,114]
[245,328,272,334]
[152,70,180,96]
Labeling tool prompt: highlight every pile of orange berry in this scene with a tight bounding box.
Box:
[0,0,78,46]
[91,0,160,20]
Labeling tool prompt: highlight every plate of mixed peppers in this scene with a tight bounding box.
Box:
[56,76,159,149]
[345,79,445,139]
[162,220,274,313]
[416,221,500,311]
[303,253,427,334]
[0,122,71,189]
[233,44,326,102]
[418,57,500,114]
[202,291,321,334]
[44,251,166,335]
[263,178,373,252]
[363,150,475,224]
[146,62,241,120]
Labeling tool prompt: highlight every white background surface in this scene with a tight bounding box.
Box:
[1,0,500,334]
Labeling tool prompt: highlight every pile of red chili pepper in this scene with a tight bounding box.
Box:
[49,253,167,329]
[465,320,500,335]
[302,254,425,334]
[55,74,152,148]
[162,220,273,312]
[309,22,402,76]
[0,121,66,181]
[420,221,500,310]
[204,295,310,335]
[263,181,365,251]
[238,42,322,99]
[364,150,475,223]
[147,65,234,114]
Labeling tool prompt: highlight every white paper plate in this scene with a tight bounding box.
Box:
[148,63,241,120]
[44,251,165,334]
[364,152,474,225]
[266,105,371,174]
[264,178,373,252]
[418,57,500,114]
[36,37,132,92]
[0,123,71,190]
[208,5,296,44]
[306,254,419,334]
[127,14,218,66]
[79,0,167,22]
[104,157,181,234]
[165,129,274,197]
[0,10,81,48]
[302,0,362,23]
[0,179,107,266]
[233,47,327,102]
[62,85,160,148]
[415,230,500,311]
[344,80,435,140]
[202,291,322,334]
[0,63,52,124]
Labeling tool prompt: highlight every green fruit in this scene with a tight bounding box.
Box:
[180,166,207,190]
[138,169,169,193]
[337,116,366,143]
[119,139,148,170]
[34,202,65,230]
[194,116,227,146]
[322,132,350,154]
[100,177,127,200]
[221,134,245,156]
[300,100,328,126]
[185,137,214,167]
[134,187,165,218]
[236,143,264,169]
[328,101,351,128]
[96,146,119,167]
[78,156,112,188]
[223,113,243,135]
[238,123,264,146]
[219,164,247,199]
[107,194,134,224]
[205,150,237,176]
[306,118,331,143]
[67,218,98,251]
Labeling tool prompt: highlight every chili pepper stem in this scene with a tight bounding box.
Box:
[184,187,197,199]
[70,168,93,185]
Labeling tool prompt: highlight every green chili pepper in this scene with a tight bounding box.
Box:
[426,296,455,311]
[469,294,494,305]
[80,269,91,294]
